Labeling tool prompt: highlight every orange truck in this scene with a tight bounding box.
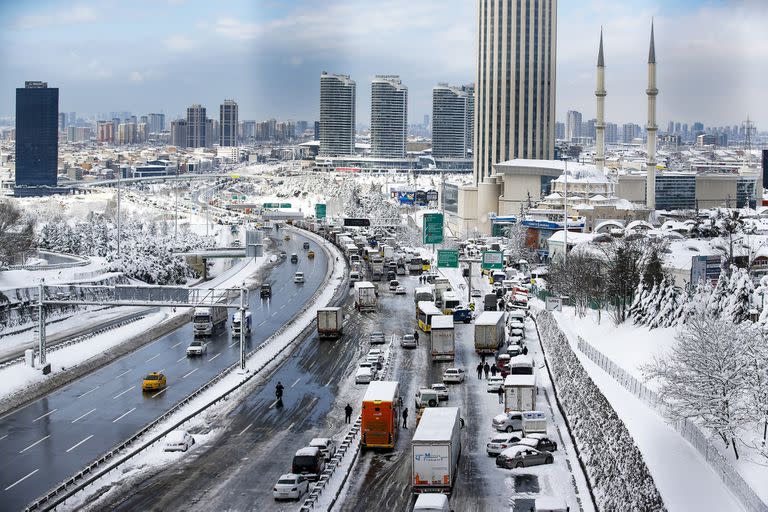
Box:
[361,381,400,450]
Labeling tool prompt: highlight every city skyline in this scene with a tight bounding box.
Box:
[1,1,765,127]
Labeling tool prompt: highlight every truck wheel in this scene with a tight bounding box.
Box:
[428,399,437,407]
[545,456,553,464]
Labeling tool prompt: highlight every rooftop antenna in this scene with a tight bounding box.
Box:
[742,115,755,165]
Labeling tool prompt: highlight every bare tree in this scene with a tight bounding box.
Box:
[0,201,36,268]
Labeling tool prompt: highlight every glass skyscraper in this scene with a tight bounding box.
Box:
[319,72,356,157]
[15,81,58,187]
[371,75,408,159]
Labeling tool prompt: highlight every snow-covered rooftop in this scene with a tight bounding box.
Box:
[412,407,460,441]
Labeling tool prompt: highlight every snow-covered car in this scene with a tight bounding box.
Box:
[358,361,379,379]
[272,473,310,501]
[164,430,195,452]
[493,411,524,432]
[496,446,553,469]
[395,285,407,295]
[355,366,373,384]
[508,334,524,345]
[506,343,523,357]
[415,388,440,408]
[486,432,522,456]
[186,340,207,356]
[413,493,450,511]
[430,383,449,401]
[367,349,384,364]
[400,334,417,348]
[293,272,305,283]
[487,375,504,393]
[442,368,465,384]
[514,434,558,452]
[369,331,386,344]
[308,437,337,462]
[471,289,483,298]
[388,280,400,291]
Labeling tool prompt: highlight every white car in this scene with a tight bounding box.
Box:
[358,361,379,379]
[309,437,337,462]
[395,285,407,295]
[442,367,465,384]
[400,334,417,348]
[186,340,207,356]
[293,271,305,283]
[273,473,310,501]
[471,289,483,298]
[367,349,384,364]
[487,375,504,393]
[486,432,523,456]
[430,383,449,401]
[355,366,373,384]
[164,430,195,452]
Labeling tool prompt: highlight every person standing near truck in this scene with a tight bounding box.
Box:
[402,407,409,429]
[483,362,490,379]
[344,403,353,423]
[476,362,483,379]
[413,330,419,346]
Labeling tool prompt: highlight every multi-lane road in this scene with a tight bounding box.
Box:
[0,230,327,511]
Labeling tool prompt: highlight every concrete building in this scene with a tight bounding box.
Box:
[15,81,58,188]
[148,113,165,134]
[474,0,557,185]
[171,120,188,148]
[555,122,565,140]
[371,75,408,158]
[97,120,114,142]
[605,123,618,144]
[566,110,582,141]
[319,72,356,156]
[186,104,207,148]
[432,83,472,158]
[117,122,136,145]
[220,100,238,147]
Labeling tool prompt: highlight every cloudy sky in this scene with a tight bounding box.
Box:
[1,0,765,129]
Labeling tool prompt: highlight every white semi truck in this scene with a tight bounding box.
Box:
[354,281,377,312]
[474,311,505,355]
[430,315,455,361]
[411,407,462,495]
[193,307,227,337]
[317,307,344,339]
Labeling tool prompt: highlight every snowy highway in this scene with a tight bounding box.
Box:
[0,230,327,511]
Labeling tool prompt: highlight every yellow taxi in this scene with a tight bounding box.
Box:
[142,372,167,392]
[307,250,315,259]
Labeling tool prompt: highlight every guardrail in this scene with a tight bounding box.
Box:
[576,336,768,512]
[9,252,90,271]
[24,226,347,512]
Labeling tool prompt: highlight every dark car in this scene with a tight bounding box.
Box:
[515,434,558,452]
[260,283,272,298]
[303,241,310,249]
[496,446,554,469]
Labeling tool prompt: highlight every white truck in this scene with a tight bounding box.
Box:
[354,281,377,312]
[231,311,252,338]
[317,307,343,339]
[430,315,455,361]
[503,374,537,412]
[433,277,451,306]
[522,410,548,436]
[474,311,505,355]
[193,307,227,337]
[411,407,462,495]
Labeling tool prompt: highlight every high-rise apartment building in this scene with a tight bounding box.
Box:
[58,113,66,133]
[319,72,356,156]
[148,113,165,134]
[117,122,136,145]
[186,104,207,148]
[97,120,114,142]
[566,110,582,141]
[371,75,408,158]
[474,0,557,184]
[605,122,618,144]
[219,100,238,147]
[171,120,188,148]
[15,81,58,188]
[622,123,640,143]
[555,122,565,140]
[432,83,473,158]
[206,119,218,148]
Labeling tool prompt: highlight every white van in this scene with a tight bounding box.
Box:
[413,493,451,512]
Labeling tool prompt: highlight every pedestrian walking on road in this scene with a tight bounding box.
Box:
[476,363,483,379]
[522,346,528,356]
[402,407,409,428]
[414,330,420,346]
[497,386,504,404]
[483,362,490,379]
[490,364,497,377]
[344,403,353,423]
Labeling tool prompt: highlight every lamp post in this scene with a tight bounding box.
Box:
[563,157,569,267]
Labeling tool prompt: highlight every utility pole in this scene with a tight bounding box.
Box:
[116,167,121,256]
[174,165,179,241]
[239,286,247,371]
[563,158,569,267]
[38,280,46,366]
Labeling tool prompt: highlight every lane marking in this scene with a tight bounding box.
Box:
[151,387,169,398]
[171,341,183,348]
[113,386,135,400]
[271,312,277,317]
[145,354,161,363]
[291,378,300,388]
[115,369,131,378]
[0,434,8,441]
[77,386,100,399]
[65,435,94,453]
[19,435,50,454]
[208,353,221,362]
[268,399,280,409]
[229,340,239,348]
[32,409,58,423]
[280,304,286,309]
[176,356,187,363]
[71,408,96,423]
[158,368,166,374]
[182,368,198,379]
[112,408,136,423]
[257,321,266,327]
[4,469,39,490]
[238,423,253,436]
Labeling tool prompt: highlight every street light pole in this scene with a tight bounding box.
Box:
[116,167,121,256]
[563,158,568,267]
[174,165,179,242]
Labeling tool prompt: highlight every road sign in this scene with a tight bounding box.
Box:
[423,213,444,244]
[344,218,370,227]
[315,203,327,219]
[426,189,439,202]
[263,202,279,208]
[415,190,428,205]
[481,250,503,270]
[545,296,563,312]
[279,203,292,209]
[437,249,459,268]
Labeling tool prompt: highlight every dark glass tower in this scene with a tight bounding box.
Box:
[15,81,59,187]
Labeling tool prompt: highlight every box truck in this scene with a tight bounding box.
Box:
[193,307,227,337]
[412,407,462,494]
[503,374,537,412]
[474,311,505,355]
[430,315,455,361]
[231,311,252,338]
[354,281,378,312]
[361,381,400,450]
[317,307,343,339]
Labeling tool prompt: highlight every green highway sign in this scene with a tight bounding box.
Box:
[263,202,279,208]
[437,249,459,268]
[280,203,292,209]
[315,203,327,219]
[423,213,444,245]
[481,250,504,270]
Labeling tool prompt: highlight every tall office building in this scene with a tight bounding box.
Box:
[171,120,188,148]
[58,113,67,133]
[148,113,165,134]
[566,110,582,141]
[371,75,408,158]
[67,112,76,127]
[432,83,473,158]
[474,0,557,184]
[219,100,238,147]
[186,104,207,148]
[319,72,356,156]
[15,81,58,188]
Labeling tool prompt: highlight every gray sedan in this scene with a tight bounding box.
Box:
[495,446,553,469]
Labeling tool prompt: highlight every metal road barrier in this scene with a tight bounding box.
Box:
[24,226,348,511]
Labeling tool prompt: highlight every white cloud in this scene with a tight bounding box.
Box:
[129,71,144,82]
[14,4,99,30]
[163,35,198,51]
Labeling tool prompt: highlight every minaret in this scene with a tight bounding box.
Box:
[645,21,658,209]
[595,28,606,173]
